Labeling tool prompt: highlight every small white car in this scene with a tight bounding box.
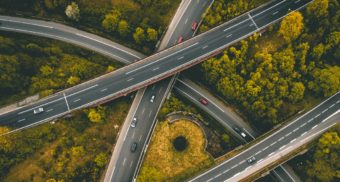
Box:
[247,156,256,164]
[33,107,44,114]
[131,117,137,128]
[150,95,155,103]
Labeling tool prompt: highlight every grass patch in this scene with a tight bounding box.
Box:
[137,119,214,182]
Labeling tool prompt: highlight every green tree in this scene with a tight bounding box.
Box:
[133,27,146,44]
[118,20,129,36]
[146,28,158,42]
[308,66,340,97]
[102,9,121,32]
[307,0,329,18]
[87,108,103,123]
[0,55,21,91]
[65,2,80,21]
[288,82,305,103]
[221,134,230,143]
[71,146,85,157]
[278,11,304,42]
[306,131,340,181]
[67,76,80,86]
[94,153,108,167]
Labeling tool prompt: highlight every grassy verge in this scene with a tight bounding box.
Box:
[0,99,130,181]
[137,119,214,182]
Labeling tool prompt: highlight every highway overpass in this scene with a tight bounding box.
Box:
[0,0,313,133]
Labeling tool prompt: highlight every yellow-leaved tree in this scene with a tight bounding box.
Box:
[278,11,304,43]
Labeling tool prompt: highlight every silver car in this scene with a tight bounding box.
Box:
[131,117,137,128]
[33,107,44,114]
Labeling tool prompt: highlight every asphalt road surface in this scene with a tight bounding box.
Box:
[189,92,340,182]
[104,0,214,181]
[0,15,144,64]
[0,0,313,134]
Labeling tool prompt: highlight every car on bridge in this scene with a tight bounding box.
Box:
[247,156,256,164]
[130,142,138,152]
[199,98,208,105]
[33,107,44,114]
[192,21,198,31]
[131,117,137,128]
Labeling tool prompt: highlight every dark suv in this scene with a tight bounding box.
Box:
[130,142,138,152]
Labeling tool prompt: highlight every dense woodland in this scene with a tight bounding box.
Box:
[198,0,339,127]
[0,33,119,106]
[0,100,130,181]
[0,0,180,53]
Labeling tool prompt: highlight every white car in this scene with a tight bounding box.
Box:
[247,156,256,164]
[131,117,137,128]
[33,107,44,114]
[150,95,155,103]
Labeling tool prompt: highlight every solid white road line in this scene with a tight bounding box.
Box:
[63,93,70,111]
[232,172,241,178]
[0,19,54,28]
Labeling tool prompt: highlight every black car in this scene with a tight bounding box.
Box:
[130,142,138,152]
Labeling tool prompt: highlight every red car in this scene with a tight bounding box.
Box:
[191,21,198,31]
[178,36,183,44]
[199,98,208,105]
